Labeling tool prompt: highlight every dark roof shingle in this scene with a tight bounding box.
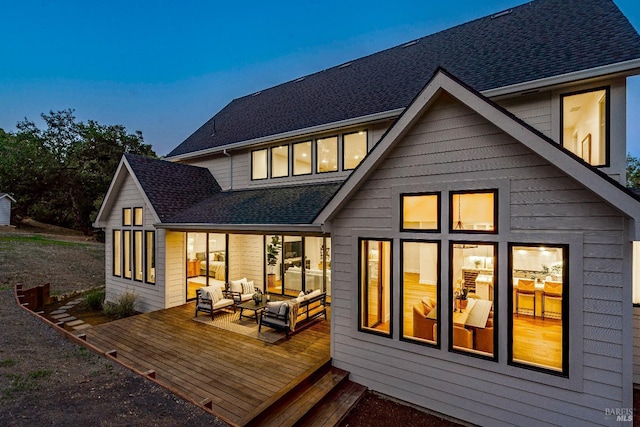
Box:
[124,153,221,222]
[168,0,640,157]
[166,182,341,225]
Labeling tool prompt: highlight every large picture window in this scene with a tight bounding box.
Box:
[401,193,439,231]
[561,87,608,167]
[359,239,392,336]
[252,149,268,180]
[450,242,496,357]
[509,244,567,374]
[450,190,497,233]
[402,241,439,345]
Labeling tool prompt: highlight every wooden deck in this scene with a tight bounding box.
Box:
[85,302,331,426]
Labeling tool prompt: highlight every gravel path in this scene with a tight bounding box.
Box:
[0,288,227,426]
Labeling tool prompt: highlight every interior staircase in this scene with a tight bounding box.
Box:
[243,360,366,427]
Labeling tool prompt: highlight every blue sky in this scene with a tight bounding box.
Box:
[1,0,640,156]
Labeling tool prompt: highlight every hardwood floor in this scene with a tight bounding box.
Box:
[402,273,562,369]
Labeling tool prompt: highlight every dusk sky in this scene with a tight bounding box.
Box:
[2,0,640,156]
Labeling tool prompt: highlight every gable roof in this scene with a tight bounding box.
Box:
[315,68,640,238]
[124,154,222,222]
[94,154,221,226]
[94,153,339,230]
[163,182,341,229]
[0,193,16,203]
[167,0,640,159]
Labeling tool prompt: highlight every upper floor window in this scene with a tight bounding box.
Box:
[561,87,608,167]
[252,149,268,180]
[450,190,497,233]
[293,141,312,176]
[271,145,289,178]
[317,136,338,173]
[343,131,367,170]
[401,193,440,231]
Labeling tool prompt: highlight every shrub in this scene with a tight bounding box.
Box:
[103,291,137,320]
[85,289,105,311]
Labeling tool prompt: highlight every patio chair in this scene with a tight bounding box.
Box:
[259,301,290,338]
[195,286,235,320]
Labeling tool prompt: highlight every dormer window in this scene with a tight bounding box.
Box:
[561,87,609,167]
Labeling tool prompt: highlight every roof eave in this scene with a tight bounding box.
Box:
[483,58,640,98]
[165,108,403,162]
[155,223,326,234]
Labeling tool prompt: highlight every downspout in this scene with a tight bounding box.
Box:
[223,149,232,190]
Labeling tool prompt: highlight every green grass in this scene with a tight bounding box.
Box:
[1,369,53,399]
[0,234,87,248]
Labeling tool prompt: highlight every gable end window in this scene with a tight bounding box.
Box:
[450,190,497,233]
[113,207,155,285]
[561,87,609,167]
[401,192,440,231]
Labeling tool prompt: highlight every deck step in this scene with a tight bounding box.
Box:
[296,379,367,427]
[245,363,351,427]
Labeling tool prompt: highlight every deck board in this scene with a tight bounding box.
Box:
[85,302,331,426]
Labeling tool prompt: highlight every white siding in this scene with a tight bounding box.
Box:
[0,197,11,225]
[182,123,391,190]
[635,306,640,384]
[103,174,165,313]
[330,93,630,426]
[497,92,552,139]
[228,234,264,289]
[165,230,185,308]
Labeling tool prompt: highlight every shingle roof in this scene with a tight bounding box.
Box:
[124,153,221,222]
[167,0,640,158]
[165,182,341,225]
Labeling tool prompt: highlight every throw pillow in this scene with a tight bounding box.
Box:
[230,279,243,293]
[204,287,219,304]
[278,303,288,316]
[267,301,283,313]
[242,281,254,295]
[298,291,305,298]
[213,285,224,301]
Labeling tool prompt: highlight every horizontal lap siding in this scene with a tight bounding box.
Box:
[104,176,165,312]
[331,93,627,426]
[635,307,640,383]
[165,230,185,308]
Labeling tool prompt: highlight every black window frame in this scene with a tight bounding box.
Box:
[449,189,498,234]
[251,148,269,180]
[400,239,441,348]
[559,86,610,168]
[342,129,368,171]
[400,191,441,233]
[292,141,313,176]
[358,237,393,338]
[270,145,290,178]
[507,242,569,377]
[316,135,339,174]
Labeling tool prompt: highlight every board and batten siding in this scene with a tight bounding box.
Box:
[330,93,631,426]
[103,174,165,313]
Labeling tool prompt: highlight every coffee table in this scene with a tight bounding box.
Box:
[237,299,268,323]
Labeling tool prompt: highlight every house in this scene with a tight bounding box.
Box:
[0,193,16,226]
[94,0,640,424]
